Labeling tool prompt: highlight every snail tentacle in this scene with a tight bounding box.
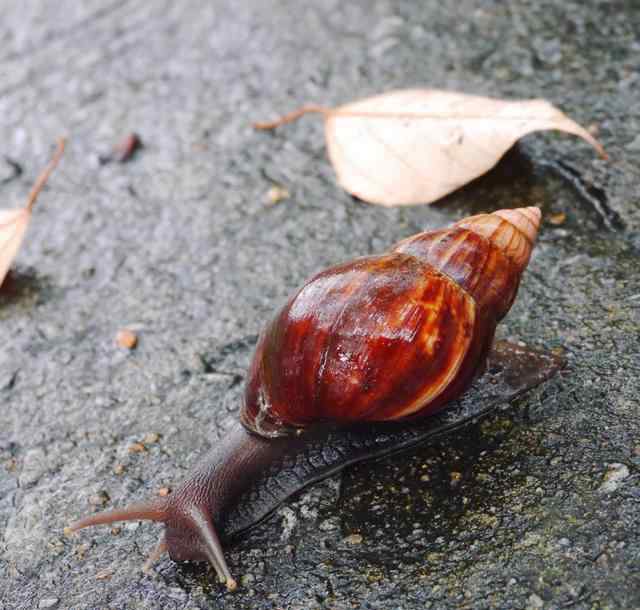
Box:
[187,506,237,590]
[67,498,168,531]
[142,535,168,573]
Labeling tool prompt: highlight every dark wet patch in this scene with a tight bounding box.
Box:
[1,156,23,185]
[337,412,522,544]
[539,160,623,231]
[199,334,259,375]
[0,267,54,308]
[430,144,625,237]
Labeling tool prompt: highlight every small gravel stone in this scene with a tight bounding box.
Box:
[143,432,160,444]
[38,598,59,609]
[88,491,110,507]
[266,185,290,205]
[344,533,363,545]
[241,573,255,586]
[165,587,187,600]
[548,212,567,226]
[95,569,112,580]
[319,518,339,532]
[19,448,47,486]
[599,463,630,493]
[116,329,138,350]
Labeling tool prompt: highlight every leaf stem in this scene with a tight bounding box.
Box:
[253,105,330,130]
[26,138,66,212]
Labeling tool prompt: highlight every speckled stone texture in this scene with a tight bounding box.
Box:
[1,2,639,609]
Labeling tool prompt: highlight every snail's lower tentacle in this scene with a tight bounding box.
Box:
[142,535,168,573]
[186,506,237,590]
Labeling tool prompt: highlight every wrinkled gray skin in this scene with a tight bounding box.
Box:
[1,2,639,609]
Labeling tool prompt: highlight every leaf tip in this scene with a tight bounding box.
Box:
[590,138,608,161]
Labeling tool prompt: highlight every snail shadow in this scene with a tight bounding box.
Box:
[339,411,523,540]
[431,144,621,231]
[0,268,54,308]
[432,145,542,217]
[337,369,568,563]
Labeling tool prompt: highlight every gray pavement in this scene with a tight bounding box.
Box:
[1,2,639,609]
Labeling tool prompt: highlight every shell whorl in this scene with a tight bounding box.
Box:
[241,207,541,438]
[455,206,541,273]
[393,206,540,320]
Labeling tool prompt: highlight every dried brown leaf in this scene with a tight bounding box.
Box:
[0,139,65,286]
[255,89,606,206]
[0,209,31,285]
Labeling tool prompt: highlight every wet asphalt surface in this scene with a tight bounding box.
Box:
[1,2,639,609]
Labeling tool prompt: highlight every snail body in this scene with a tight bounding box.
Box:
[69,207,561,591]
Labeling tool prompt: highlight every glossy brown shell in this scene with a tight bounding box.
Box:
[241,207,540,437]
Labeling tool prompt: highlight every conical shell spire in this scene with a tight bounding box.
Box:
[455,206,541,273]
[392,206,542,321]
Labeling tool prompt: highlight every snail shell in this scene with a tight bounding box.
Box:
[242,207,541,437]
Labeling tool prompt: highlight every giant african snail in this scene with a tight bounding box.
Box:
[69,207,563,591]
